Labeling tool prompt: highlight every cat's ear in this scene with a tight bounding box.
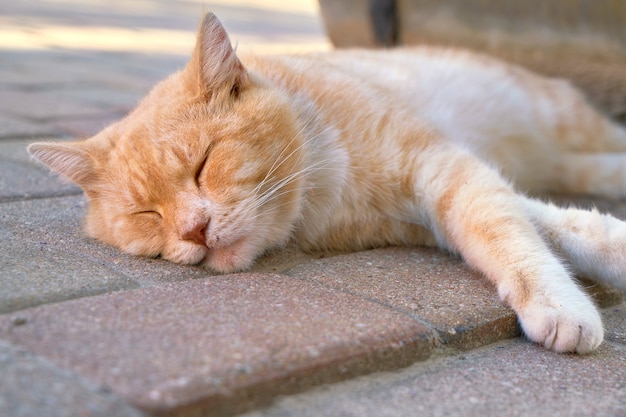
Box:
[184,13,248,99]
[27,142,98,187]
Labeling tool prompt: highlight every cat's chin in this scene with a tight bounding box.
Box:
[161,235,260,273]
[201,237,258,273]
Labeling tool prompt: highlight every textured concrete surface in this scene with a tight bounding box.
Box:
[1,1,625,417]
[0,341,146,417]
[286,248,519,349]
[0,140,80,200]
[603,302,626,345]
[0,235,137,314]
[0,275,433,416]
[242,306,626,417]
[242,338,626,417]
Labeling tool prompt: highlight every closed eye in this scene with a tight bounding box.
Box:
[195,144,213,186]
[133,210,162,219]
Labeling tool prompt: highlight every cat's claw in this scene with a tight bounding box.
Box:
[517,295,604,354]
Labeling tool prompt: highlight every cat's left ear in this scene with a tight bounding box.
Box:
[184,13,248,100]
[27,141,98,188]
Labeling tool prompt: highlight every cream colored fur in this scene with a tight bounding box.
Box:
[29,14,626,354]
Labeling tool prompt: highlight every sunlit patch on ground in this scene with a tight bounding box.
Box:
[0,0,331,55]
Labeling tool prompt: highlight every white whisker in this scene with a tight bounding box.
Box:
[254,158,339,205]
[253,120,334,198]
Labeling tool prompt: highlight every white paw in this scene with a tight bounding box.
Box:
[517,293,604,354]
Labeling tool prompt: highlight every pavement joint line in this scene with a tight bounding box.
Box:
[286,272,448,343]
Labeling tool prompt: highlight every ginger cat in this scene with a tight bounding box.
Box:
[29,14,626,354]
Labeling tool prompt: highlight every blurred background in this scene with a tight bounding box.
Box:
[0,0,330,55]
[320,0,626,122]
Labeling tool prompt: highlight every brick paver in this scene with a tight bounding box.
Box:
[286,248,519,349]
[0,140,81,201]
[243,334,626,417]
[0,275,433,415]
[1,1,625,416]
[0,341,144,417]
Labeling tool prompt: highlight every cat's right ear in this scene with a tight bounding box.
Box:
[184,13,248,100]
[27,142,97,187]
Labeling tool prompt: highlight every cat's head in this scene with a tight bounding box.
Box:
[28,13,306,272]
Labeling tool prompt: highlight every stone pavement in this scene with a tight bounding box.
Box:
[1,1,626,416]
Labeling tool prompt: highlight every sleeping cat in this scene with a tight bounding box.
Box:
[29,13,626,354]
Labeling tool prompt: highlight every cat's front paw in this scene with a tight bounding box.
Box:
[517,293,603,354]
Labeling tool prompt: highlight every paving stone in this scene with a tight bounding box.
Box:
[286,247,519,350]
[0,50,180,93]
[0,90,109,121]
[51,87,142,112]
[0,274,435,416]
[243,339,626,417]
[0,51,115,88]
[92,53,187,91]
[602,301,626,344]
[0,113,61,139]
[0,54,181,139]
[0,138,53,165]
[0,159,79,201]
[285,225,625,350]
[0,152,80,201]
[0,341,146,417]
[0,219,138,313]
[51,112,128,138]
[251,242,318,274]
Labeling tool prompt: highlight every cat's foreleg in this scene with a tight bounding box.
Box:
[417,146,603,353]
[522,197,626,292]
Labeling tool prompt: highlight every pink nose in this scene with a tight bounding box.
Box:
[181,222,208,246]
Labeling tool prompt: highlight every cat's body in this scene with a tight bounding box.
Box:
[254,48,626,248]
[29,14,626,354]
